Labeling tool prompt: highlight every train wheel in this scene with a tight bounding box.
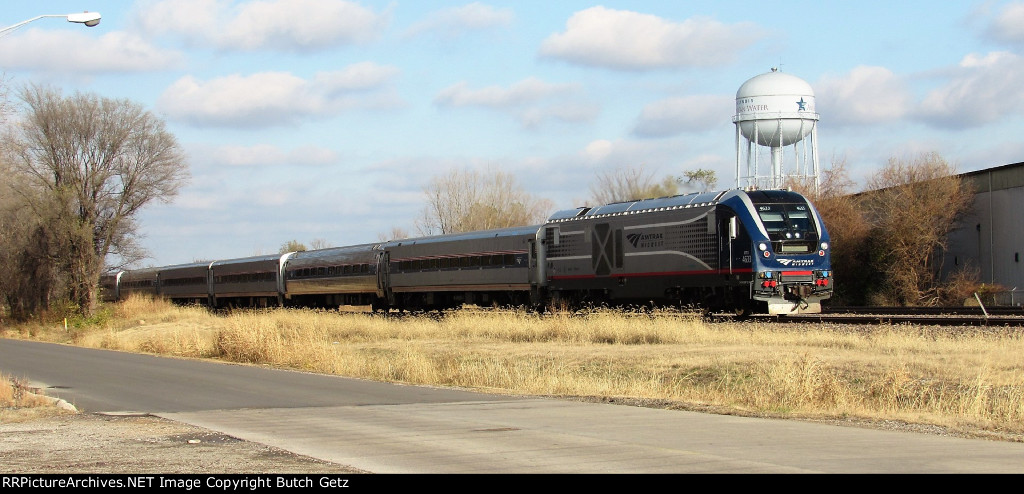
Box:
[732,305,753,320]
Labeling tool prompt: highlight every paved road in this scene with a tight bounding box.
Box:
[3,338,1023,473]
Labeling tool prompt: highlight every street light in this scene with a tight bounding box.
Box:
[0,12,101,36]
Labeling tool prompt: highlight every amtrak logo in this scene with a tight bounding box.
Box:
[777,258,814,267]
[626,232,664,248]
[796,97,807,111]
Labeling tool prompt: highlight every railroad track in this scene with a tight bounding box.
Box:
[359,304,1024,327]
[771,305,1024,327]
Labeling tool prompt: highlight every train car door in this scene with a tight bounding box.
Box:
[718,208,752,275]
[375,250,392,304]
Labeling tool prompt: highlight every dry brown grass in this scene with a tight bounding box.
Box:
[5,295,1024,437]
[0,372,73,423]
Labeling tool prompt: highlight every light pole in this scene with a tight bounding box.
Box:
[0,12,101,36]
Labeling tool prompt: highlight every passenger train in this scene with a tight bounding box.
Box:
[101,189,832,315]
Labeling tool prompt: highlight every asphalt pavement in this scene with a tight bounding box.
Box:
[3,338,1023,473]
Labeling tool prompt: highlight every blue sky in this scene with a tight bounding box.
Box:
[2,1,1023,267]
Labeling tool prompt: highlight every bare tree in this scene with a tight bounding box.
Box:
[589,166,678,204]
[0,166,62,320]
[862,152,974,305]
[416,167,554,235]
[3,85,189,316]
[378,227,410,242]
[309,238,333,250]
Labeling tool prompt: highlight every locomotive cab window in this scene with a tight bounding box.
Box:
[755,203,818,252]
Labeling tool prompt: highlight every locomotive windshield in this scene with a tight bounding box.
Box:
[755,203,818,251]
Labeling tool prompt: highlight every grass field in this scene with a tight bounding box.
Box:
[3,295,1023,440]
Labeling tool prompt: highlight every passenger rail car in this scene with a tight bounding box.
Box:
[282,244,381,308]
[158,262,212,306]
[115,268,159,300]
[384,226,536,311]
[100,189,832,315]
[210,254,288,308]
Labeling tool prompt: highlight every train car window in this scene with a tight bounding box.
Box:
[503,254,515,266]
[460,256,471,268]
[470,256,481,267]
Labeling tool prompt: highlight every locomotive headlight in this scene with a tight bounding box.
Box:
[758,242,768,251]
[820,242,829,250]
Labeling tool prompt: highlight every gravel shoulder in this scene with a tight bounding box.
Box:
[0,410,366,474]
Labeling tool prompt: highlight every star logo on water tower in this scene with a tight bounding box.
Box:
[796,97,807,111]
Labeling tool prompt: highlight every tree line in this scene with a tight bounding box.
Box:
[0,85,188,321]
[390,154,979,307]
[0,84,979,323]
[796,152,977,306]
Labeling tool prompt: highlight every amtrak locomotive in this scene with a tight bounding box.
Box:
[102,189,832,315]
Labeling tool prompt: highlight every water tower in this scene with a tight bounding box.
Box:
[733,68,820,191]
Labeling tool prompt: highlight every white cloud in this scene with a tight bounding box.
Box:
[0,29,183,73]
[918,51,1024,128]
[158,63,402,127]
[539,7,765,70]
[632,94,732,137]
[435,77,595,128]
[984,1,1024,44]
[405,2,514,38]
[204,144,337,167]
[583,139,614,161]
[213,144,288,166]
[312,62,401,91]
[519,102,600,129]
[815,66,912,126]
[135,0,388,52]
[288,145,341,166]
[435,77,579,107]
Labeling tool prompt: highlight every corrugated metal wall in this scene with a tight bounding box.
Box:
[942,162,1024,302]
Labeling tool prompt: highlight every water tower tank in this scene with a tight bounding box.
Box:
[735,69,817,147]
[733,69,820,191]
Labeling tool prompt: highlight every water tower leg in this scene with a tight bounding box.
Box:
[772,146,783,188]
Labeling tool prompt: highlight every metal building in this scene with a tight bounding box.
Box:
[941,161,1024,305]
